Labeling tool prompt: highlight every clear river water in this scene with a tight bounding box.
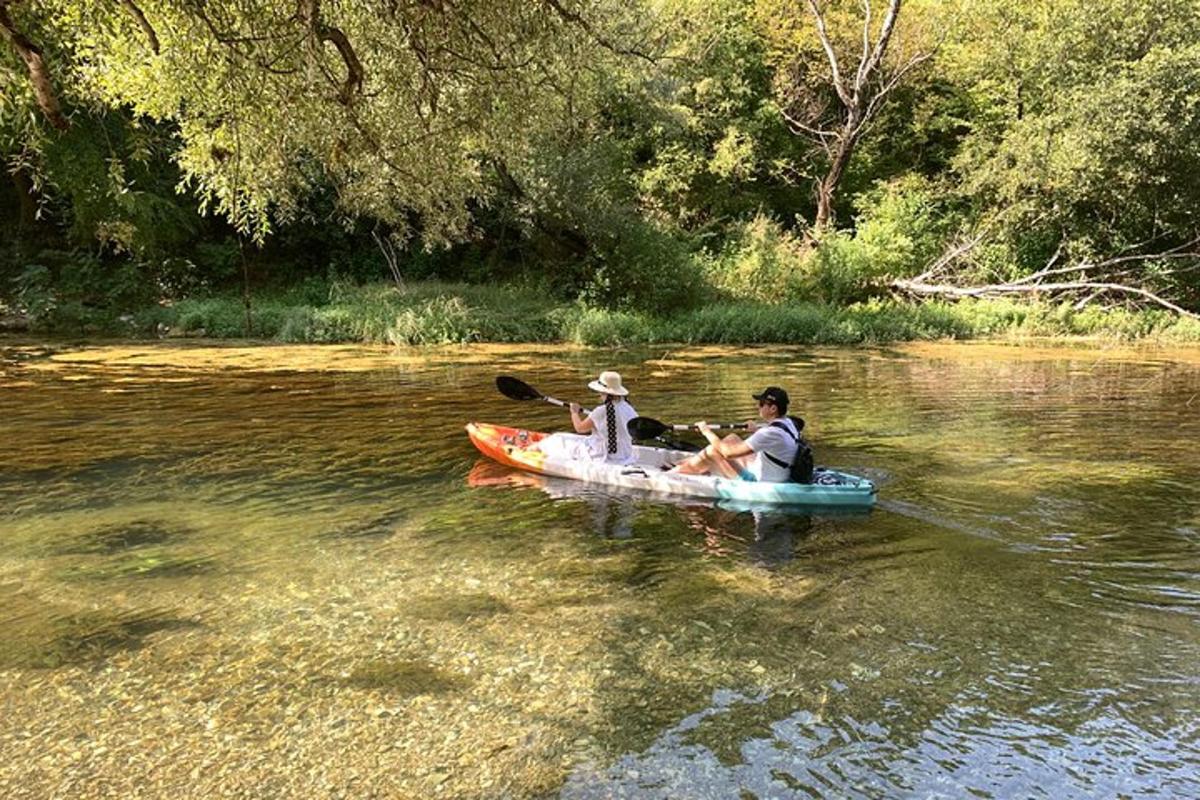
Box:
[1,339,1198,799]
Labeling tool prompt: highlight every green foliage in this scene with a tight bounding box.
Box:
[948,0,1200,268]
[4,0,1200,325]
[555,305,661,346]
[12,264,56,322]
[631,0,808,229]
[579,219,704,311]
[702,214,807,302]
[27,278,1200,344]
[785,174,959,304]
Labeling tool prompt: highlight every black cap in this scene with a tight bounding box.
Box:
[752,386,789,411]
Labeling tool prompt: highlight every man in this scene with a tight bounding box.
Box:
[671,387,801,482]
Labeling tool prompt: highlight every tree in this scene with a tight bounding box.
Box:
[760,0,933,231]
[2,1,656,241]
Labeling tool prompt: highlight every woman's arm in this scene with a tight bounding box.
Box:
[570,403,594,433]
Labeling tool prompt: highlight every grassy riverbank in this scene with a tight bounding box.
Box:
[7,280,1200,346]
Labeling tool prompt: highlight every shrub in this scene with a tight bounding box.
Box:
[704,214,808,302]
[791,175,960,305]
[579,220,703,312]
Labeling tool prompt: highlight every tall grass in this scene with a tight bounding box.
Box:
[37,280,1200,345]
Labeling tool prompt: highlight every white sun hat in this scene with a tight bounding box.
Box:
[587,370,629,396]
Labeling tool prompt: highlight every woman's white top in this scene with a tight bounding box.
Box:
[585,399,638,464]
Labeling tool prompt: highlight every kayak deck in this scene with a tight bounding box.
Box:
[466,422,876,509]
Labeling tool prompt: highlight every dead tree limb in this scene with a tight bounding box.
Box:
[892,278,1200,320]
[0,0,69,130]
[895,234,1200,319]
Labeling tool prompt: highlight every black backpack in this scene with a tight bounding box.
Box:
[765,416,814,484]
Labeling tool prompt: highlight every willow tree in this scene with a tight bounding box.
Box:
[758,0,934,231]
[2,0,654,241]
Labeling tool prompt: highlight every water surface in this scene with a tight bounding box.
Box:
[1,339,1198,798]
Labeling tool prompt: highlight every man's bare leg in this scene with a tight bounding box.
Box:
[672,435,745,478]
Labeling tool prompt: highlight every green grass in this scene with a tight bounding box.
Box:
[24,280,1200,345]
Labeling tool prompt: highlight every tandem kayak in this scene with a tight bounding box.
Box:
[466,422,877,509]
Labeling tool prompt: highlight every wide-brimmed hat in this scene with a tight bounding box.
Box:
[588,370,629,396]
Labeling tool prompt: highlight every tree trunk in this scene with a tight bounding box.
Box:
[814,132,855,231]
[0,3,69,130]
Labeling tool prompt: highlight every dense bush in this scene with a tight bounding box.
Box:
[579,219,705,312]
[703,214,807,303]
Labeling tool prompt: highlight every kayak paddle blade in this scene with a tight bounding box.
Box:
[628,416,670,440]
[496,376,543,402]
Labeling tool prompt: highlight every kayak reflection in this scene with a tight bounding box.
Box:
[467,460,868,566]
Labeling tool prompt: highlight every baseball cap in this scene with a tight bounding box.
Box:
[752,386,789,410]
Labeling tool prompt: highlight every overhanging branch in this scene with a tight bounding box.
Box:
[0,0,69,130]
[298,0,364,105]
[117,0,160,54]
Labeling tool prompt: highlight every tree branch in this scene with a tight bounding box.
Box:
[859,0,902,92]
[540,0,658,63]
[805,0,851,105]
[0,0,69,130]
[117,0,160,54]
[298,0,364,106]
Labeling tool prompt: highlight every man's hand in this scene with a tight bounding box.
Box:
[695,421,719,445]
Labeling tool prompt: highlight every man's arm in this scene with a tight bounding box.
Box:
[696,422,755,459]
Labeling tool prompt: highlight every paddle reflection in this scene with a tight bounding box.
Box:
[467,460,832,564]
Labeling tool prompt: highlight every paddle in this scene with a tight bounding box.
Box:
[496,376,586,412]
[627,416,752,441]
[496,376,700,452]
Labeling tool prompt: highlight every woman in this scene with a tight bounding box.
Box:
[536,371,639,464]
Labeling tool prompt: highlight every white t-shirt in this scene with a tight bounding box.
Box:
[586,399,638,464]
[745,417,800,482]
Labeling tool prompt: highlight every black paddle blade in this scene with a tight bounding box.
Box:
[627,416,670,440]
[496,376,542,401]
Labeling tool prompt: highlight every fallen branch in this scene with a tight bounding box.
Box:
[891,277,1200,320]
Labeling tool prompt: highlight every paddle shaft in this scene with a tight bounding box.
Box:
[541,395,592,415]
[660,422,750,432]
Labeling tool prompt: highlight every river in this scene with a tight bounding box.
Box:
[1,339,1198,798]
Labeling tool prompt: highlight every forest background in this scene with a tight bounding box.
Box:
[3,0,1200,345]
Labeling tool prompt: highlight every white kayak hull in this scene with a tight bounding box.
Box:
[467,423,877,509]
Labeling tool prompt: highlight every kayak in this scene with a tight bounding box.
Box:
[466,422,877,509]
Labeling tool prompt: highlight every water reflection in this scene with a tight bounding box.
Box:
[468,459,839,566]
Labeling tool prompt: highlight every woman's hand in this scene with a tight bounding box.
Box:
[569,402,582,416]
